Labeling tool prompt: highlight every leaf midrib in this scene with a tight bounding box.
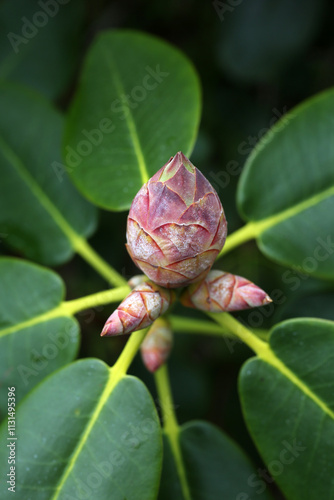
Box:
[220,182,334,258]
[50,367,124,500]
[0,133,83,248]
[252,182,334,236]
[104,45,150,185]
[0,304,70,338]
[257,344,334,421]
[0,287,129,338]
[212,314,334,422]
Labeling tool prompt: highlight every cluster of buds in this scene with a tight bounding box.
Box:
[101,152,271,372]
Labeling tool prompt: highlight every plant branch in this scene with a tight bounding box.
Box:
[217,222,258,258]
[169,315,269,341]
[154,365,191,500]
[112,328,148,376]
[169,314,231,336]
[73,236,128,287]
[62,286,130,316]
[207,312,269,356]
[154,364,179,431]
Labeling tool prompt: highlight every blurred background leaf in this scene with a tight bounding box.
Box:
[0,83,97,265]
[159,420,273,499]
[216,0,326,83]
[0,0,85,99]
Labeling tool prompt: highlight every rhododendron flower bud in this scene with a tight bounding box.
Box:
[140,317,173,372]
[180,270,271,312]
[128,274,147,289]
[126,152,227,288]
[101,280,175,336]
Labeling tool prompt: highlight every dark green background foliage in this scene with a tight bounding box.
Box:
[1,1,334,499]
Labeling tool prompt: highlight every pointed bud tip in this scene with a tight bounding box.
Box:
[263,295,272,305]
[100,322,113,337]
[100,317,123,337]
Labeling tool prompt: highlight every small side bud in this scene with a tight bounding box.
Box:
[140,317,173,372]
[101,280,174,337]
[180,269,272,312]
[128,274,147,289]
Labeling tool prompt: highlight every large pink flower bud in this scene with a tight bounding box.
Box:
[101,280,175,337]
[126,152,227,288]
[180,270,271,312]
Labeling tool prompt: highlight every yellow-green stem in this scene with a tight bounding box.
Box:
[219,182,334,259]
[169,315,231,337]
[63,286,130,316]
[73,237,128,287]
[207,312,269,356]
[155,365,191,500]
[218,222,258,258]
[169,315,269,341]
[0,133,126,288]
[113,328,148,376]
[0,286,130,339]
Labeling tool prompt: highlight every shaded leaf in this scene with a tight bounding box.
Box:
[64,30,201,211]
[0,358,162,500]
[0,258,79,420]
[0,83,97,265]
[240,318,334,500]
[159,420,272,499]
[0,0,85,98]
[217,0,325,83]
[280,291,334,322]
[237,88,334,278]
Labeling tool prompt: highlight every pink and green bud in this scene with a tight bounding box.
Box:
[140,317,173,372]
[101,280,175,337]
[126,152,227,288]
[180,270,271,312]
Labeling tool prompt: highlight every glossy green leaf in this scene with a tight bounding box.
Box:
[217,0,324,83]
[0,258,79,420]
[159,421,272,499]
[64,30,201,211]
[0,83,97,265]
[0,358,162,499]
[237,88,334,278]
[0,0,85,98]
[240,318,334,500]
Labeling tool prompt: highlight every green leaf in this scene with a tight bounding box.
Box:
[217,0,325,83]
[159,421,272,499]
[64,30,201,211]
[0,258,79,420]
[0,0,85,99]
[237,88,334,279]
[0,358,162,500]
[0,82,97,265]
[240,318,334,500]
